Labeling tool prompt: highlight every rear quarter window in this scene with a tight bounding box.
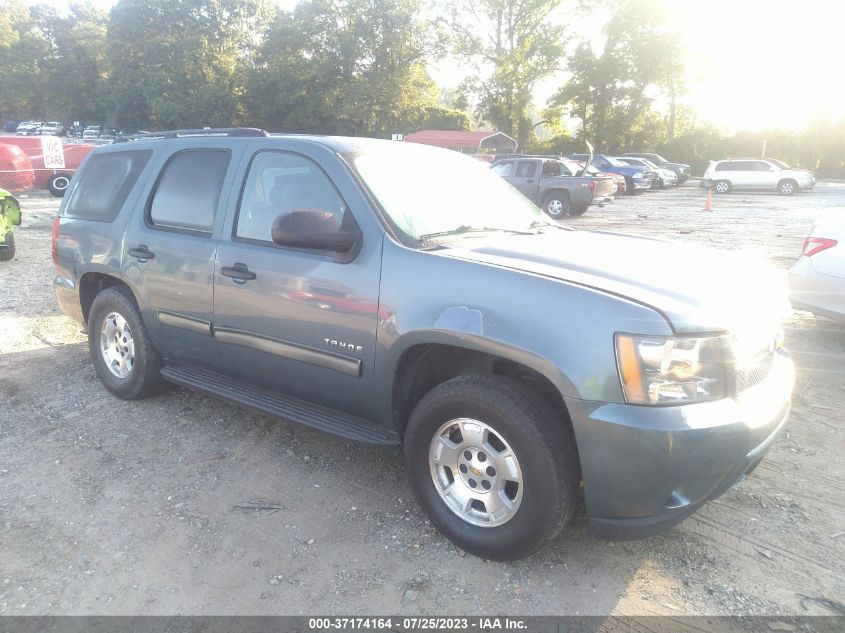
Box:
[63,150,152,221]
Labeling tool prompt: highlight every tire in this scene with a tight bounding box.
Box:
[404,374,579,561]
[88,286,166,400]
[0,231,14,261]
[778,179,797,195]
[542,191,570,218]
[714,180,732,194]
[624,177,637,194]
[47,174,71,197]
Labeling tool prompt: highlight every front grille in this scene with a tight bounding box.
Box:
[736,351,776,394]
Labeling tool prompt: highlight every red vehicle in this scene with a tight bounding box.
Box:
[0,143,36,192]
[574,160,626,195]
[0,135,97,196]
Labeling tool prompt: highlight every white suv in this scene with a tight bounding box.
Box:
[704,158,815,195]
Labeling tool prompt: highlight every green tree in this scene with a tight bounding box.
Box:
[43,2,110,125]
[246,0,446,137]
[0,0,52,120]
[449,0,567,149]
[107,0,274,130]
[548,0,681,152]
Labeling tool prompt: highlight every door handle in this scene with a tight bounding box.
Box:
[127,245,155,260]
[220,262,256,283]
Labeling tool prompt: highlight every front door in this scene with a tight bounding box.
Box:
[212,147,382,417]
[508,160,540,200]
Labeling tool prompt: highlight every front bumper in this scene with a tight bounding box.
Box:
[566,350,794,540]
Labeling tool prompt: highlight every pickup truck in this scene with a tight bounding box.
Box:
[53,129,794,561]
[490,156,616,218]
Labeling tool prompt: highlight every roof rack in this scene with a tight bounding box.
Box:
[135,128,268,140]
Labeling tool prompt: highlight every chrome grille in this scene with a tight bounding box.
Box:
[736,351,776,394]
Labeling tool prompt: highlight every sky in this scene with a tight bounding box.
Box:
[38,0,845,133]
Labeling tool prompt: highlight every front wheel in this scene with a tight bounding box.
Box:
[714,180,732,194]
[404,374,579,561]
[0,231,15,261]
[542,192,570,218]
[48,174,71,197]
[778,179,797,195]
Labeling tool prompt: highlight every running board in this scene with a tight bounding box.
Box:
[160,364,399,446]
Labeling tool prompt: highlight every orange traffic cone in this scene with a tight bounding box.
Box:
[704,187,712,212]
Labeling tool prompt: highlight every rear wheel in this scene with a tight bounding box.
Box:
[0,231,15,261]
[778,179,797,195]
[48,174,71,197]
[404,374,579,560]
[88,286,166,400]
[714,180,732,194]
[542,191,570,218]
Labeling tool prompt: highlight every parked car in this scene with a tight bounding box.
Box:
[623,152,691,183]
[569,153,655,193]
[82,125,102,140]
[702,159,815,195]
[574,160,626,195]
[789,218,844,321]
[15,121,42,135]
[53,129,794,560]
[4,120,20,133]
[0,187,21,261]
[617,157,678,188]
[37,121,65,136]
[490,156,614,217]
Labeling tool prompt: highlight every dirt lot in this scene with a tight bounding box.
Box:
[0,184,843,617]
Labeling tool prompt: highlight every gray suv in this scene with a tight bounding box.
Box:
[53,129,794,560]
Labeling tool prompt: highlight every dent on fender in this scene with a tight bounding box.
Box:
[433,306,484,336]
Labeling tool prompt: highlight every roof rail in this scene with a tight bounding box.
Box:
[136,128,268,140]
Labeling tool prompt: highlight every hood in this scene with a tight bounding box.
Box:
[438,230,788,336]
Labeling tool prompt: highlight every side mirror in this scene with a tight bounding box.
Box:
[271,209,358,253]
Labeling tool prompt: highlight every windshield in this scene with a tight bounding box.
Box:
[352,144,546,244]
[602,156,628,167]
[650,154,668,164]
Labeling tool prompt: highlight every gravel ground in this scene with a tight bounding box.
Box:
[0,184,843,616]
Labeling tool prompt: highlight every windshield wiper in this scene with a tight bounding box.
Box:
[418,225,536,242]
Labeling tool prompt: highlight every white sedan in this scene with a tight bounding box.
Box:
[789,218,845,321]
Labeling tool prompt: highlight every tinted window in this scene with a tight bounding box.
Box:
[490,161,513,176]
[716,161,741,171]
[515,161,538,178]
[541,161,561,177]
[64,150,152,221]
[149,149,230,233]
[236,151,347,243]
[752,161,773,171]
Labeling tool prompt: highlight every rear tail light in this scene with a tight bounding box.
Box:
[51,217,59,269]
[802,237,837,257]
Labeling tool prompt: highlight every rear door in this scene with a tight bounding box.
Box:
[212,140,382,417]
[122,141,243,368]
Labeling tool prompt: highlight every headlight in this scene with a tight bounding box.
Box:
[615,334,729,405]
[633,172,644,179]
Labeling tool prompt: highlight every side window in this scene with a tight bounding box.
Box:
[541,161,561,177]
[715,161,735,172]
[490,161,513,177]
[753,161,773,171]
[148,149,231,233]
[515,161,538,178]
[63,150,152,221]
[235,151,347,244]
